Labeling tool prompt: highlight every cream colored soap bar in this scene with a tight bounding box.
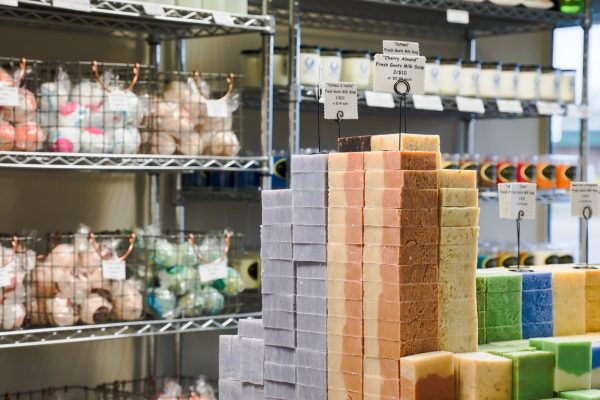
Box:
[454,352,512,400]
[328,298,363,318]
[438,169,477,189]
[328,224,364,244]
[328,333,363,356]
[371,133,400,151]
[440,227,480,245]
[364,357,400,379]
[327,262,362,281]
[328,207,363,226]
[439,243,478,264]
[400,351,455,400]
[400,133,441,152]
[328,370,363,392]
[328,152,364,171]
[440,207,480,227]
[327,279,363,301]
[438,297,477,317]
[328,352,363,374]
[327,243,363,263]
[329,189,364,207]
[363,374,401,398]
[328,170,365,189]
[439,188,479,207]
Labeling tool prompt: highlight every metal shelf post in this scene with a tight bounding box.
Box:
[262,0,275,190]
[288,0,300,162]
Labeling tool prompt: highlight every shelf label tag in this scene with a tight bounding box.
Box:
[0,267,11,288]
[499,182,537,220]
[571,182,599,217]
[382,40,420,56]
[567,104,589,119]
[199,259,228,283]
[323,82,358,120]
[206,100,229,118]
[106,90,129,112]
[53,0,91,12]
[0,86,18,107]
[213,11,234,26]
[373,53,425,95]
[102,260,126,281]
[536,101,564,115]
[456,96,485,114]
[497,99,523,114]
[447,9,469,24]
[412,94,443,111]
[0,0,18,7]
[365,90,395,108]
[142,3,165,16]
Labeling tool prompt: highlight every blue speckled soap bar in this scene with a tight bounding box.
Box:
[521,271,552,291]
[523,322,554,339]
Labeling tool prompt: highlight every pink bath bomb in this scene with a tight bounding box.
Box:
[1,88,37,124]
[0,120,16,151]
[1,302,25,330]
[0,68,14,87]
[46,296,77,327]
[49,243,76,269]
[14,121,46,151]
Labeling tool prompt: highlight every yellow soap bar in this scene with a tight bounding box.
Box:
[400,133,441,152]
[439,188,479,207]
[440,207,480,227]
[454,352,512,400]
[440,226,480,245]
[438,169,477,189]
[438,297,477,317]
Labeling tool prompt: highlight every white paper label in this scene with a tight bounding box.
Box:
[0,0,18,7]
[571,182,599,217]
[364,90,395,109]
[0,86,19,107]
[447,9,469,24]
[373,54,425,96]
[498,183,537,220]
[412,94,444,111]
[142,3,165,16]
[53,0,90,12]
[496,99,523,114]
[323,82,358,120]
[213,11,234,26]
[106,90,129,112]
[102,260,126,281]
[536,101,564,115]
[198,259,228,283]
[567,104,589,119]
[456,96,485,114]
[382,40,420,56]
[0,268,11,288]
[206,100,229,118]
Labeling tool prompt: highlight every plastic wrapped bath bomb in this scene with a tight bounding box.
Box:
[158,265,196,296]
[71,80,104,111]
[1,88,37,124]
[80,127,114,153]
[212,267,245,296]
[0,120,16,151]
[47,296,77,327]
[14,122,46,151]
[125,90,145,126]
[1,302,26,330]
[202,286,224,315]
[153,239,178,267]
[177,242,198,266]
[179,131,205,156]
[49,243,77,269]
[112,127,140,154]
[85,106,126,130]
[150,132,177,155]
[112,279,143,321]
[58,101,86,127]
[178,291,206,317]
[39,81,69,112]
[50,128,82,153]
[201,130,240,156]
[80,293,112,324]
[0,68,14,87]
[147,287,177,319]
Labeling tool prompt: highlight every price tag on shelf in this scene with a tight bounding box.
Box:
[447,9,469,24]
[373,53,425,95]
[199,259,228,283]
[498,183,537,220]
[364,90,395,109]
[0,0,18,7]
[106,90,129,112]
[142,3,165,16]
[412,94,444,111]
[206,99,229,118]
[567,104,589,119]
[102,260,126,281]
[496,99,523,114]
[0,268,11,288]
[456,96,485,114]
[0,86,19,107]
[382,40,420,56]
[570,182,599,217]
[323,82,358,120]
[536,101,564,116]
[213,11,234,26]
[53,0,90,12]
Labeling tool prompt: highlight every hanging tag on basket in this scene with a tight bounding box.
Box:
[107,90,129,113]
[206,100,229,118]
[0,86,19,107]
[199,259,228,283]
[498,183,537,220]
[102,260,126,281]
[0,267,11,288]
[323,82,358,120]
[571,182,599,217]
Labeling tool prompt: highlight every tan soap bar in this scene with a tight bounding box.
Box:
[328,316,363,336]
[329,189,364,207]
[440,226,480,245]
[440,207,480,227]
[328,352,363,374]
[438,169,477,189]
[364,151,438,171]
[328,298,363,318]
[400,133,441,152]
[328,224,364,244]
[363,282,439,303]
[364,318,438,341]
[364,207,438,227]
[439,335,478,354]
[364,299,438,322]
[364,357,400,379]
[365,188,438,209]
[363,374,401,398]
[328,170,365,189]
[371,133,400,151]
[328,152,364,171]
[454,352,512,400]
[327,244,363,263]
[365,170,438,189]
[328,333,363,356]
[327,279,363,301]
[327,262,362,281]
[439,316,478,332]
[439,188,479,207]
[439,243,478,264]
[328,370,363,393]
[364,226,439,246]
[364,244,438,265]
[400,351,455,400]
[438,297,477,317]
[328,206,363,226]
[363,263,438,285]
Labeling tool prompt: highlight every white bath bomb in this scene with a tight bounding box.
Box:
[71,80,104,111]
[58,101,86,128]
[39,81,69,112]
[200,130,240,156]
[49,127,82,153]
[112,127,141,154]
[80,127,114,154]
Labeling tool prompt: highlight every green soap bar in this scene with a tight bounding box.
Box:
[486,308,521,327]
[478,311,486,329]
[478,328,487,345]
[477,276,487,293]
[486,291,522,311]
[479,340,535,355]
[560,389,600,399]
[486,274,522,293]
[530,338,545,350]
[477,292,486,311]
[504,350,555,400]
[486,325,522,342]
[540,338,592,392]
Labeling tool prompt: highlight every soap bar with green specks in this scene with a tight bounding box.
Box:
[486,274,523,293]
[503,350,555,400]
[454,352,512,400]
[486,325,522,342]
[539,338,592,392]
[485,291,522,311]
[486,309,521,327]
[560,389,600,399]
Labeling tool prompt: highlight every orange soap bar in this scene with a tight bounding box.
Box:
[363,207,438,227]
[327,262,363,281]
[328,370,363,393]
[328,298,363,318]
[328,352,363,374]
[365,170,438,189]
[363,282,439,303]
[363,244,438,265]
[328,333,364,356]
[364,299,439,322]
[328,207,363,226]
[329,189,364,207]
[364,151,438,171]
[328,224,364,244]
[328,152,364,171]
[327,316,363,336]
[363,318,438,341]
[328,170,365,189]
[327,244,363,263]
[364,337,439,359]
[363,226,439,246]
[365,188,438,209]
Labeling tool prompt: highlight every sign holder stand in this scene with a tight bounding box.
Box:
[335,110,344,140]
[394,78,409,133]
[315,86,322,153]
[509,210,532,273]
[575,206,596,269]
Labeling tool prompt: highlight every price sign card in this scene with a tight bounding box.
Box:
[206,99,229,118]
[0,0,18,7]
[0,267,11,288]
[536,101,564,116]
[364,90,395,108]
[142,3,165,16]
[496,99,523,114]
[373,54,425,96]
[456,96,485,114]
[382,40,420,56]
[323,82,358,120]
[53,0,90,12]
[571,182,599,217]
[106,90,129,112]
[447,9,469,24]
[567,104,589,119]
[0,85,18,107]
[412,94,444,111]
[498,183,537,220]
[199,259,228,283]
[102,260,126,281]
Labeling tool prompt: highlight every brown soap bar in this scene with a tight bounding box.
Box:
[364,151,438,171]
[363,337,439,359]
[363,244,438,265]
[363,318,438,342]
[400,337,440,357]
[365,170,438,189]
[363,263,438,284]
[365,188,438,209]
[364,299,439,322]
[327,262,363,281]
[363,226,439,246]
[337,135,372,152]
[328,352,363,374]
[363,207,438,227]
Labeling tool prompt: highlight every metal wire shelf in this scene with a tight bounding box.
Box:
[0,0,274,40]
[0,311,261,349]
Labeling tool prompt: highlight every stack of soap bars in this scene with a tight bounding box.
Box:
[521,272,554,339]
